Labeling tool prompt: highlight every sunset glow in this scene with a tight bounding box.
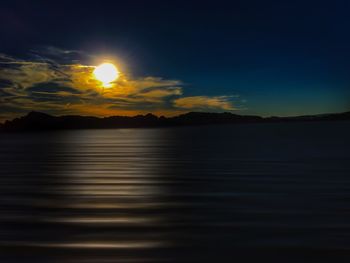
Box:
[93,63,119,87]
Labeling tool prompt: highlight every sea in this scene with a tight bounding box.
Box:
[0,121,350,262]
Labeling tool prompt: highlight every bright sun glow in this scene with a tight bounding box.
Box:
[93,63,119,87]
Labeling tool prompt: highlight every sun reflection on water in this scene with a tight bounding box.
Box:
[52,129,170,250]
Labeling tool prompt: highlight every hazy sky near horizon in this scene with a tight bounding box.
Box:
[1,0,350,120]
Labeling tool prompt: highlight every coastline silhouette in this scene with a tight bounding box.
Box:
[1,111,349,131]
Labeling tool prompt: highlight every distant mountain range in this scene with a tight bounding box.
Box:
[1,111,350,131]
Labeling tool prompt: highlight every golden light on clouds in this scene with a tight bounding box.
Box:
[0,48,239,122]
[93,63,119,87]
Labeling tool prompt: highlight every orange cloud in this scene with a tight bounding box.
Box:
[0,48,241,121]
[173,96,237,111]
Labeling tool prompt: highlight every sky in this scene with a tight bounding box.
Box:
[0,0,350,121]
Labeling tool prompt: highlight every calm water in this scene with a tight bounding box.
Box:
[0,121,350,262]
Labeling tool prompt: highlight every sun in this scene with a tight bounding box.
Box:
[93,63,119,87]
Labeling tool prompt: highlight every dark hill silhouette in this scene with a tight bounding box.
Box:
[0,111,349,131]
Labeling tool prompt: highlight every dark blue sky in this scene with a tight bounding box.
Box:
[1,0,350,116]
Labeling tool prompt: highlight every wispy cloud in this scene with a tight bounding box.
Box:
[174,96,237,111]
[0,47,240,121]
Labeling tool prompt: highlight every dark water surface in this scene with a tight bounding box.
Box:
[1,121,350,262]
